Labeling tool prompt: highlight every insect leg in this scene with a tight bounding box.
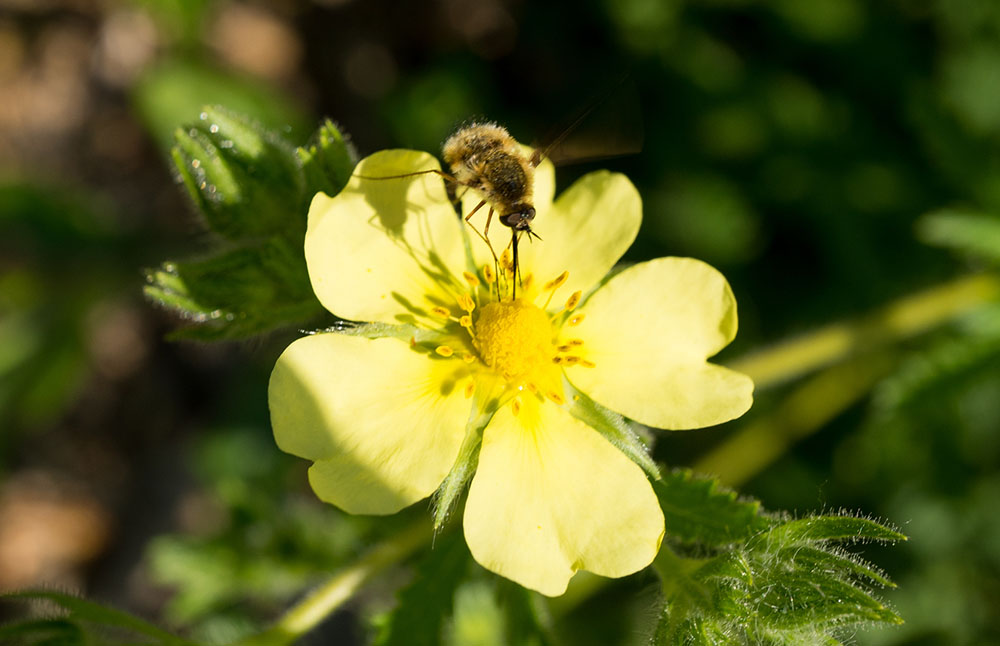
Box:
[354,168,458,182]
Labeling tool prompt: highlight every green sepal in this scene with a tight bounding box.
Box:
[144,236,324,341]
[432,387,500,531]
[567,383,660,480]
[1,590,194,646]
[171,106,306,241]
[655,469,771,546]
[297,118,357,198]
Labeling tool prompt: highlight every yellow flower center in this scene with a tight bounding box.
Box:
[474,299,555,383]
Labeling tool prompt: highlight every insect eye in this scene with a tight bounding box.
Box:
[524,206,536,220]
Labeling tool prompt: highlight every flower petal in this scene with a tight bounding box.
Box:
[566,257,753,429]
[305,150,467,325]
[464,397,664,596]
[269,333,471,514]
[520,171,640,303]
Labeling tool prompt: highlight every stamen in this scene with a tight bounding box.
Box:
[458,293,475,313]
[568,339,584,346]
[431,306,451,318]
[543,271,569,310]
[462,352,476,363]
[464,381,475,398]
[483,264,496,284]
[564,291,582,311]
[459,315,473,329]
[511,397,522,416]
[552,356,563,365]
[568,313,585,326]
[435,345,454,357]
[579,359,596,368]
[546,390,565,405]
[562,356,580,366]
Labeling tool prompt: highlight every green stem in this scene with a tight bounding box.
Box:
[728,273,1000,389]
[237,519,431,646]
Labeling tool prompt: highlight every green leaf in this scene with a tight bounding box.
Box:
[298,119,357,198]
[917,208,1000,263]
[751,568,901,630]
[171,106,306,241]
[376,531,470,646]
[651,495,905,645]
[758,514,907,547]
[1,590,193,645]
[654,469,772,546]
[0,618,84,646]
[144,236,324,341]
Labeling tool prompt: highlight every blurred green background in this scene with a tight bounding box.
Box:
[2,0,999,644]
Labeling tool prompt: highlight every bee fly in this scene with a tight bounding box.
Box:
[356,122,541,299]
[442,122,542,297]
[357,78,640,300]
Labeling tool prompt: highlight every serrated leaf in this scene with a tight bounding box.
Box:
[654,470,772,546]
[760,515,906,547]
[780,545,894,588]
[751,568,902,630]
[144,236,323,341]
[376,532,470,646]
[918,208,1000,263]
[172,106,306,241]
[298,119,357,197]
[1,590,192,645]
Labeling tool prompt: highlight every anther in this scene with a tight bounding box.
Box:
[564,291,582,311]
[544,271,569,292]
[568,313,585,326]
[500,249,513,273]
[462,271,480,288]
[546,390,565,405]
[458,294,475,313]
[483,264,496,284]
[459,315,473,328]
[462,352,476,363]
[511,398,522,416]
[464,381,475,398]
[579,359,596,368]
[563,356,580,366]
[435,345,454,357]
[431,306,451,318]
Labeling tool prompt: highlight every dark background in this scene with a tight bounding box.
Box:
[2,0,999,644]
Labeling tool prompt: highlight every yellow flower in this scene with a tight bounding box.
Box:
[268,149,754,596]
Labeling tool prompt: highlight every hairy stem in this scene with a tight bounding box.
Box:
[238,519,431,646]
[729,273,1000,389]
